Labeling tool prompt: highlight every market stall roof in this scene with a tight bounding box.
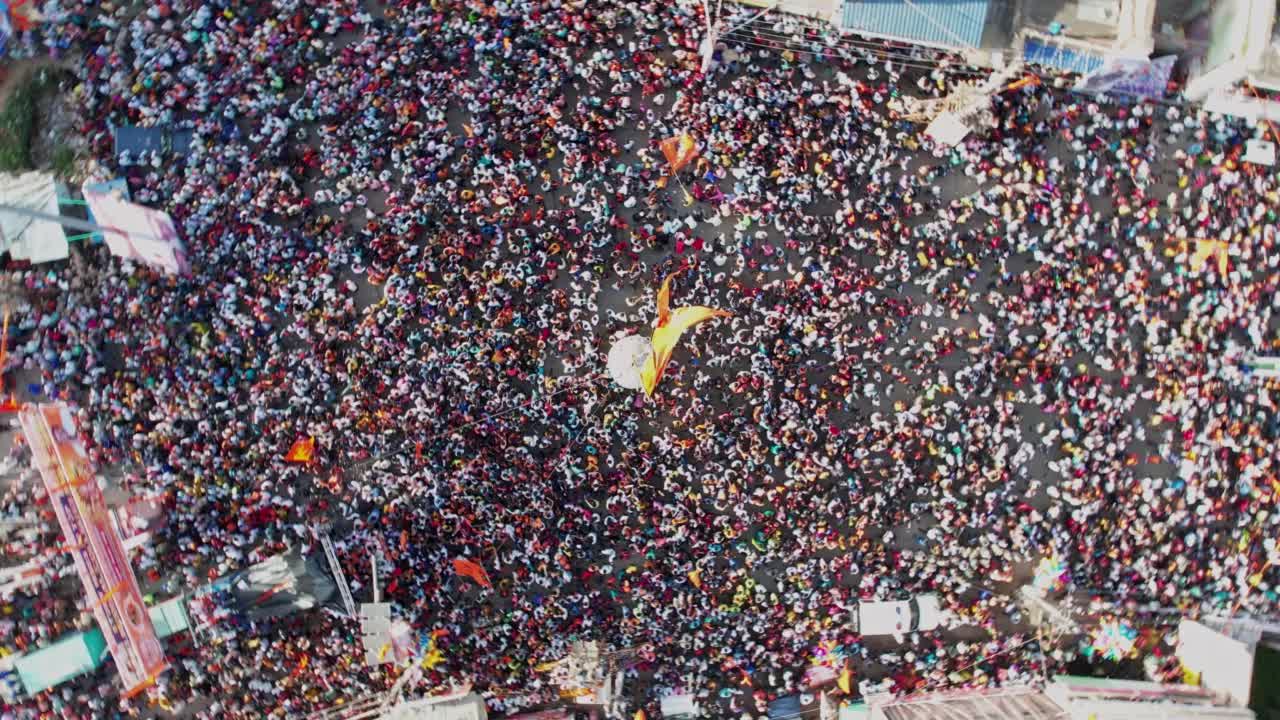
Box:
[842,0,991,50]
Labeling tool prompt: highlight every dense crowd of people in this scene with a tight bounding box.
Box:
[1,0,1279,718]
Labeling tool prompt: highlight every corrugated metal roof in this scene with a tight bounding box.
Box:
[1023,37,1106,74]
[841,0,991,49]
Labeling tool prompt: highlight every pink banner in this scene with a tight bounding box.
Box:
[19,404,168,694]
[81,186,189,275]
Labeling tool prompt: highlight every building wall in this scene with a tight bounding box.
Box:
[1178,619,1257,708]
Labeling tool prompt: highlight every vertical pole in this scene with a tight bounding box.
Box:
[700,0,718,75]
[372,552,380,604]
[0,309,10,381]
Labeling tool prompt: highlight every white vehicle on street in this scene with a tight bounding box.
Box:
[852,594,944,636]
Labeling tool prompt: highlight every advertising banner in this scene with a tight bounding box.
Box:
[1075,55,1176,98]
[18,403,167,695]
[80,186,189,275]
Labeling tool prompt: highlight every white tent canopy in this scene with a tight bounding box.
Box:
[0,172,69,264]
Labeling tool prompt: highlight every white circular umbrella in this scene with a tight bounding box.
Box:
[606,334,652,390]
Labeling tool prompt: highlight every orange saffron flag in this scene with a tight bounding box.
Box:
[284,437,315,463]
[688,569,703,590]
[838,666,853,694]
[641,271,730,396]
[660,134,699,173]
[453,557,493,588]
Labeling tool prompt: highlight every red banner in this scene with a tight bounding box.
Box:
[19,404,168,694]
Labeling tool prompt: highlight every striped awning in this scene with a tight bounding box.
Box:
[1023,36,1106,74]
[841,0,991,49]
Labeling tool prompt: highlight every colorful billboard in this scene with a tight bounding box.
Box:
[18,403,168,695]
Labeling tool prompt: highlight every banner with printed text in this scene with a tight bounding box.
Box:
[18,403,168,694]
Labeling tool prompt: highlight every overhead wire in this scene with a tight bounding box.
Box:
[719,31,977,76]
[720,6,1175,99]
[731,20,959,55]
[719,25,1190,108]
[717,21,999,78]
[722,23,977,70]
[898,0,983,51]
[722,22,993,77]
[727,6,985,60]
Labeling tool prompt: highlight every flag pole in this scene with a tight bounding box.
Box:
[0,202,163,243]
[0,202,117,236]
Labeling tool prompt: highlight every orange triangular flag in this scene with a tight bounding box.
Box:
[688,569,703,590]
[641,269,730,396]
[452,557,493,588]
[284,437,315,463]
[656,271,676,328]
[838,666,853,694]
[642,306,731,396]
[660,134,699,173]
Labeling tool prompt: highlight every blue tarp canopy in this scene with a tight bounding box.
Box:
[1024,36,1106,75]
[112,126,194,159]
[842,0,990,49]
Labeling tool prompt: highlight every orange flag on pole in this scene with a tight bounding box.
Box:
[688,569,703,590]
[660,134,699,173]
[284,437,315,463]
[453,557,493,588]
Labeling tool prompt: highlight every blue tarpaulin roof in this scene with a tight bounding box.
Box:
[113,126,194,159]
[842,0,991,49]
[1023,37,1106,75]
